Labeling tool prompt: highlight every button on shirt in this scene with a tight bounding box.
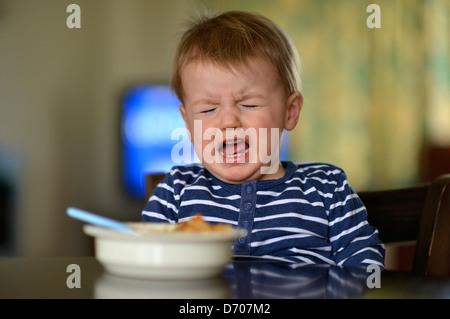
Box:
[235,180,257,254]
[142,162,385,268]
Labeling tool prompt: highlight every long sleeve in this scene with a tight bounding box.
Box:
[327,171,385,268]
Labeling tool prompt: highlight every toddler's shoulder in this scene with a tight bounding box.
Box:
[288,162,352,203]
[291,161,346,179]
[165,163,207,185]
[289,161,348,190]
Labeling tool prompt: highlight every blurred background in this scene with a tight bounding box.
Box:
[0,0,449,266]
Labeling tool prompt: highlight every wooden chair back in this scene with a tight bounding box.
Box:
[359,174,450,277]
[145,174,166,199]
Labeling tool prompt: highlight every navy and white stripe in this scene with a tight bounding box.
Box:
[142,161,385,268]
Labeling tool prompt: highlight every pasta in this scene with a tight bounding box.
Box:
[131,214,233,234]
[175,214,233,233]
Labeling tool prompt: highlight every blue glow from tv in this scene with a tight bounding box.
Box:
[121,85,291,199]
[122,85,194,199]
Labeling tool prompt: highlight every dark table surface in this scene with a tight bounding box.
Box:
[0,256,449,299]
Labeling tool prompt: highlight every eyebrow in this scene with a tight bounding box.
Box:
[190,97,220,107]
[236,92,266,101]
[192,92,266,105]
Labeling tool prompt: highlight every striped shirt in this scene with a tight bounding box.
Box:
[142,161,385,268]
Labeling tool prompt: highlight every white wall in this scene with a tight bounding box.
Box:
[0,0,196,256]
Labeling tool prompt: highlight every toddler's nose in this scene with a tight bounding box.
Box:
[218,104,242,130]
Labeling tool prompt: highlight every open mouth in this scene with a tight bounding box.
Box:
[219,138,250,160]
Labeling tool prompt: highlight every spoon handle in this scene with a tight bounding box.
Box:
[67,207,133,231]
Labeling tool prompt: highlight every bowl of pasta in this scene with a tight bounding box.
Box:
[83,214,244,280]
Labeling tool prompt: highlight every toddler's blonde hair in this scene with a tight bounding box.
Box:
[171,11,301,103]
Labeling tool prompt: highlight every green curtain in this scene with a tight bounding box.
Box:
[195,0,450,190]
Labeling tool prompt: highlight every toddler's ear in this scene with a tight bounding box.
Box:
[179,105,189,131]
[285,92,303,131]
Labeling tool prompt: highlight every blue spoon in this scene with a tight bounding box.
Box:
[67,207,135,232]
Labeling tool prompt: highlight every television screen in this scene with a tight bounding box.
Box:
[121,85,291,199]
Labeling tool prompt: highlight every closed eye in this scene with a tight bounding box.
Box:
[242,105,258,108]
[199,108,217,114]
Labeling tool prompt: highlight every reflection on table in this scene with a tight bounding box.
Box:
[94,260,367,299]
[95,273,231,299]
[0,257,449,299]
[224,260,368,299]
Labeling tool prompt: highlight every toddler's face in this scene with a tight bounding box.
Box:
[179,57,302,184]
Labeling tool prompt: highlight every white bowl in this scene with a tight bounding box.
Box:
[83,223,244,280]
